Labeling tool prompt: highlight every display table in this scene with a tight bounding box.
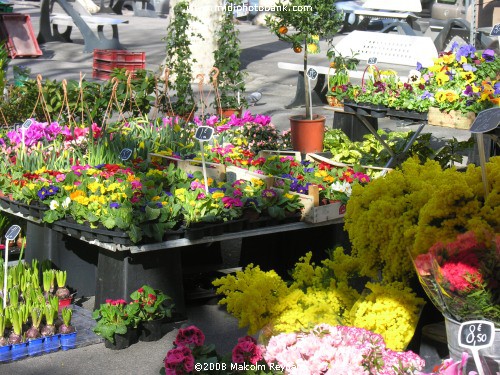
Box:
[1,205,343,317]
[324,105,427,169]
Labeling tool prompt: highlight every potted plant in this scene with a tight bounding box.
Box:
[55,270,72,308]
[26,307,44,357]
[212,1,247,117]
[7,307,27,360]
[92,298,139,350]
[325,47,359,108]
[0,311,10,362]
[266,0,343,153]
[58,307,77,350]
[130,285,174,342]
[163,0,202,119]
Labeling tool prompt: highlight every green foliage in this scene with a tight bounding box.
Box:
[212,1,247,110]
[266,0,343,118]
[0,42,9,97]
[323,128,473,168]
[162,0,203,117]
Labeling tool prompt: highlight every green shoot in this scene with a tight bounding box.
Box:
[8,307,22,335]
[8,286,19,308]
[61,307,72,327]
[31,308,43,329]
[55,270,67,289]
[44,305,55,326]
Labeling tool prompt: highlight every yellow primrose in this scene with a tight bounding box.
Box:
[106,182,121,192]
[175,188,186,196]
[35,167,47,174]
[323,175,335,184]
[251,179,264,187]
[212,192,225,199]
[151,195,161,201]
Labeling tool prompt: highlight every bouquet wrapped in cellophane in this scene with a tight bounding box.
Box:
[413,230,499,327]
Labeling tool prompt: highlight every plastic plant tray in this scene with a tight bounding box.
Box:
[93,49,145,63]
[0,13,42,58]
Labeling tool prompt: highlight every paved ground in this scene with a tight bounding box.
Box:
[2,2,474,373]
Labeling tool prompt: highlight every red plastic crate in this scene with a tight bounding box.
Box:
[0,13,42,58]
[92,67,142,80]
[93,60,145,72]
[93,49,146,63]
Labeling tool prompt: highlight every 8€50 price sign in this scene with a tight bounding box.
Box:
[458,320,495,375]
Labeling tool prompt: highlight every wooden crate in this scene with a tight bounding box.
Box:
[148,153,226,181]
[427,107,476,130]
[257,150,302,161]
[305,153,392,175]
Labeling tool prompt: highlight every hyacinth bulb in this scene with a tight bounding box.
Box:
[41,324,56,337]
[55,286,70,300]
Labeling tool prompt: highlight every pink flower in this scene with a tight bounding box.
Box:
[164,346,194,375]
[174,325,205,348]
[232,336,263,365]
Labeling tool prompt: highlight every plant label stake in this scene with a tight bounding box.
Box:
[469,107,500,199]
[367,57,378,65]
[194,126,214,193]
[306,68,318,119]
[458,320,495,375]
[20,118,33,147]
[3,224,21,308]
[119,148,133,161]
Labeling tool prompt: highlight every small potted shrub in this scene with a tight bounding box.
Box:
[212,0,247,117]
[92,299,140,350]
[130,285,174,342]
[266,0,343,153]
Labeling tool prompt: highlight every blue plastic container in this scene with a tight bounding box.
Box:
[60,331,77,351]
[11,342,28,361]
[43,334,60,353]
[0,344,12,363]
[27,337,44,357]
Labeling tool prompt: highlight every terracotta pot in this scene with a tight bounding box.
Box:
[289,114,326,154]
[219,108,242,117]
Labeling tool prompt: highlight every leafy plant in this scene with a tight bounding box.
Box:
[266,0,343,119]
[0,42,9,97]
[59,307,75,334]
[162,0,203,117]
[92,299,139,343]
[130,285,174,321]
[212,1,247,111]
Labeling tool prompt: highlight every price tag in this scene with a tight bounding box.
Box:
[21,119,33,129]
[195,126,214,141]
[4,225,21,241]
[367,57,378,65]
[307,67,318,81]
[470,107,500,134]
[119,148,133,161]
[490,23,500,36]
[459,320,495,349]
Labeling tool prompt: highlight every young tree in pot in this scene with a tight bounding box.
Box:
[212,0,247,117]
[266,0,343,153]
[163,0,203,119]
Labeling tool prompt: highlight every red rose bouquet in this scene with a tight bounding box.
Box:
[413,230,499,327]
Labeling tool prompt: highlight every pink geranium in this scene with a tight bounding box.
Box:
[164,346,194,375]
[173,325,205,348]
[232,336,264,365]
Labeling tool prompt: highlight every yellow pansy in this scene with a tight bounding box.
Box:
[212,192,225,199]
[436,72,450,86]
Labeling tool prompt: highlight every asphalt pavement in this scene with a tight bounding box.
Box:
[2,2,473,373]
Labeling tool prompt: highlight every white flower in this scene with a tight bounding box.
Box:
[49,200,59,210]
[61,197,71,209]
[407,69,421,83]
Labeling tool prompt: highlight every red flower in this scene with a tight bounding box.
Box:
[138,287,144,293]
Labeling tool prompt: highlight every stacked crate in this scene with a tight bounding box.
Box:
[92,49,146,80]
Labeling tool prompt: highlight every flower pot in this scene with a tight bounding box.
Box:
[0,344,11,363]
[138,319,164,342]
[445,316,500,373]
[326,96,343,108]
[60,331,77,351]
[27,337,44,357]
[11,342,28,361]
[104,329,138,350]
[289,114,326,154]
[184,223,206,241]
[219,108,242,117]
[42,334,60,353]
[58,297,73,310]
